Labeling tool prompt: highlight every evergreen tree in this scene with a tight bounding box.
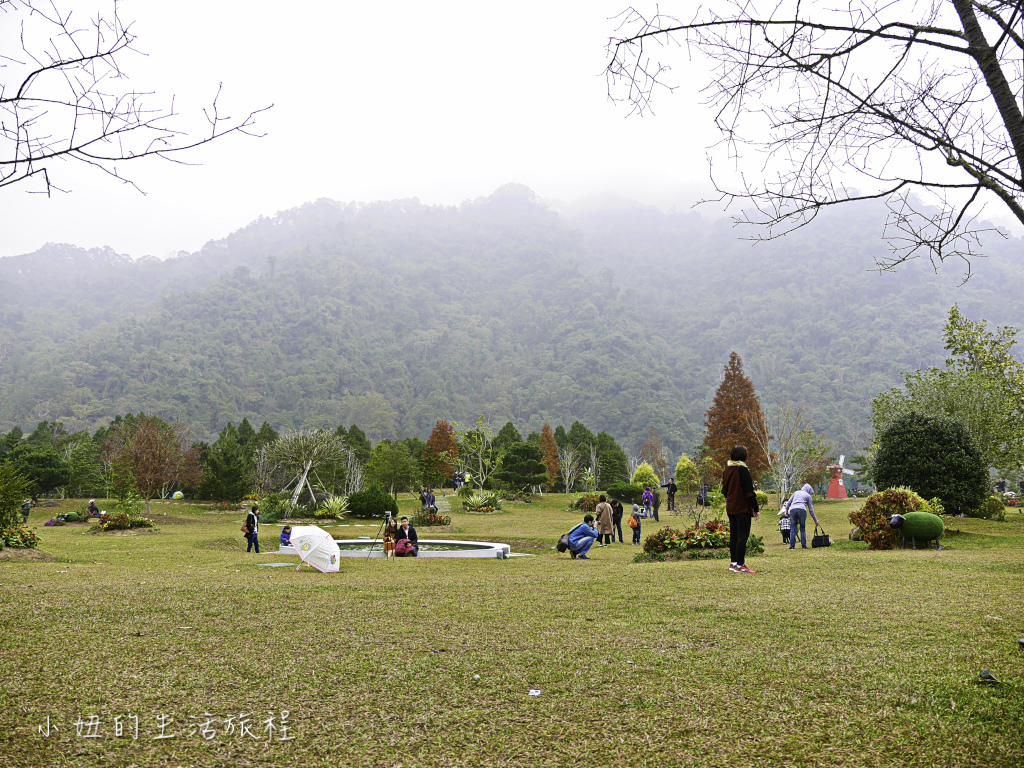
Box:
[539,424,560,489]
[0,427,23,459]
[199,422,252,502]
[236,418,257,451]
[421,420,459,487]
[703,351,769,480]
[567,421,596,451]
[596,431,629,486]
[493,442,547,492]
[345,424,372,465]
[2,444,72,495]
[874,411,987,515]
[254,421,280,449]
[494,421,524,451]
[526,431,540,446]
[554,424,568,449]
[65,439,105,498]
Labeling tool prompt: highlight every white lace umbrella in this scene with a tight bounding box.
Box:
[288,525,341,572]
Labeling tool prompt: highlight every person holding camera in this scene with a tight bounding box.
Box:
[395,515,419,557]
[567,514,599,560]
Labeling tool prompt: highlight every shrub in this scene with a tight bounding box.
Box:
[873,412,987,515]
[642,527,689,556]
[573,494,601,512]
[90,512,155,532]
[314,496,350,520]
[918,497,946,516]
[606,482,643,505]
[43,516,66,526]
[346,486,399,519]
[849,488,919,549]
[258,493,288,524]
[746,534,765,555]
[463,493,501,512]
[0,465,33,529]
[64,512,80,523]
[680,520,730,549]
[983,495,1006,521]
[631,462,659,488]
[1,527,40,549]
[409,510,452,527]
[754,490,769,508]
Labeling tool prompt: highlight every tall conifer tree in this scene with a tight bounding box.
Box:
[703,351,769,480]
[539,424,560,489]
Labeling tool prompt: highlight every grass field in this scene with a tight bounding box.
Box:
[1,494,1022,767]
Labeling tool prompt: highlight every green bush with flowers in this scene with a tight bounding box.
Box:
[2,527,40,549]
[849,487,927,549]
[410,510,452,527]
[638,521,761,562]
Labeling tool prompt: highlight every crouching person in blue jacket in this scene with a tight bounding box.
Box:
[568,515,599,560]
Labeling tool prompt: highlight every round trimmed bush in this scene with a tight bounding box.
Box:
[606,482,643,505]
[873,412,987,515]
[64,512,79,523]
[754,490,769,508]
[346,485,399,519]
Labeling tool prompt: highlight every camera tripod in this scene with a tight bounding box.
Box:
[365,513,392,563]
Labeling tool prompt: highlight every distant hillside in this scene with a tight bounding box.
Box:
[1,184,1021,459]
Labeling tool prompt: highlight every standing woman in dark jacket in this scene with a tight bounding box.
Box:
[721,445,759,574]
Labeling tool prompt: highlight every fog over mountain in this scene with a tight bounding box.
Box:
[1,184,1020,459]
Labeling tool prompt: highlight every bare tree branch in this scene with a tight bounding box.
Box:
[0,0,270,196]
[606,1,1024,274]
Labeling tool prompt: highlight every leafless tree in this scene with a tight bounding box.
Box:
[588,442,601,490]
[1,0,269,195]
[745,402,835,503]
[558,444,583,493]
[342,447,364,496]
[606,1,1024,274]
[261,430,347,513]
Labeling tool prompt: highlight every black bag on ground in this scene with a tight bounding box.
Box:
[811,525,831,548]
[556,533,570,553]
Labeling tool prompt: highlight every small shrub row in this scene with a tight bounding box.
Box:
[572,494,601,512]
[463,493,501,513]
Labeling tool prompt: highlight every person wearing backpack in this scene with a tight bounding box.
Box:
[642,487,654,518]
[567,515,599,560]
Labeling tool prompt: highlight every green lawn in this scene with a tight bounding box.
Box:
[2,495,1022,767]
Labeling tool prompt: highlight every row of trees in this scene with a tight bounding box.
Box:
[0,351,844,511]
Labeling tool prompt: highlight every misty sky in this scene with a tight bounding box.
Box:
[2,0,726,260]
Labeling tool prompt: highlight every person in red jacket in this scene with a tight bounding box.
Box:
[721,445,760,574]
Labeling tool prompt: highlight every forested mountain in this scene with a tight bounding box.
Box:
[1,183,1021,459]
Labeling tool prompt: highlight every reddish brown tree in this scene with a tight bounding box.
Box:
[103,415,204,514]
[639,427,668,480]
[421,420,459,486]
[703,352,769,480]
[539,424,561,489]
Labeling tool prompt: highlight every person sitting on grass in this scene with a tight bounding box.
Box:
[280,526,292,547]
[87,499,100,518]
[567,514,599,560]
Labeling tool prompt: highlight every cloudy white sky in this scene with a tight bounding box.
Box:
[2,0,723,260]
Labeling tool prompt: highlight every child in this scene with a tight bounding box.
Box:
[280,526,292,547]
[777,501,791,544]
[629,503,642,545]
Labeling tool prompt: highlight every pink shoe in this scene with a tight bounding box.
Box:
[739,565,756,574]
[728,564,742,573]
